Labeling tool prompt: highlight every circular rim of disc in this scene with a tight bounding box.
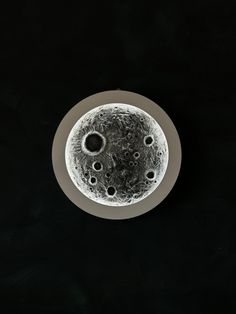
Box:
[52,90,182,220]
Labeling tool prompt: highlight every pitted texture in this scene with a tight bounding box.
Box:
[65,103,168,206]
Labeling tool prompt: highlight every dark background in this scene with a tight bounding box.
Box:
[0,1,235,313]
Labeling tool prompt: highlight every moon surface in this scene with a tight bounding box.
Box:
[65,103,169,206]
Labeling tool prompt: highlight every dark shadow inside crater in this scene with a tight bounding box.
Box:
[85,133,103,152]
[107,186,116,196]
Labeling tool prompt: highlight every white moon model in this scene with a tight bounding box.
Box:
[65,103,168,206]
[52,90,181,219]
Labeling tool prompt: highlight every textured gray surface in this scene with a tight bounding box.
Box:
[65,103,168,206]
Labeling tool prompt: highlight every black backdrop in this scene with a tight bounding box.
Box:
[0,1,236,314]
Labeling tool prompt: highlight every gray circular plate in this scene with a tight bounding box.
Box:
[52,90,182,220]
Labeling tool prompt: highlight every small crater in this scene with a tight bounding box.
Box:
[93,161,102,171]
[133,152,140,159]
[146,170,155,180]
[124,151,129,158]
[90,176,97,185]
[107,186,116,196]
[144,135,154,146]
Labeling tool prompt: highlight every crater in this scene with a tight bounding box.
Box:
[133,152,140,159]
[82,131,106,156]
[93,161,102,171]
[107,186,116,197]
[145,170,155,181]
[90,176,97,185]
[144,135,154,146]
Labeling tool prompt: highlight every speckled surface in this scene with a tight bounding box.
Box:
[66,103,168,206]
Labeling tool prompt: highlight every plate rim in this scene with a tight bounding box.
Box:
[52,90,182,220]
